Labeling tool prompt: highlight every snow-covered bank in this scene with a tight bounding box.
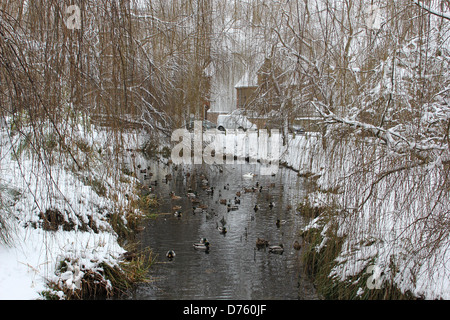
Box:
[0,118,148,299]
[0,224,124,299]
[283,135,450,300]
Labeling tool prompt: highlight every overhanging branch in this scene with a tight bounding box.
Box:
[410,0,450,20]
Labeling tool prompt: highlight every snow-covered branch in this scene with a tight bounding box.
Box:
[410,0,450,21]
[311,100,448,156]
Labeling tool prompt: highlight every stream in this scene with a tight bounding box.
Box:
[131,160,318,300]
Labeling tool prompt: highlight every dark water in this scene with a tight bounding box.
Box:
[133,160,318,300]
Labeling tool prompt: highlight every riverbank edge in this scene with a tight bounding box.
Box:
[0,118,158,300]
[297,204,416,300]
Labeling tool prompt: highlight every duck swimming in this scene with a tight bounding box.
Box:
[193,241,210,251]
[166,250,176,260]
[187,192,197,198]
[276,219,286,227]
[254,204,259,212]
[174,211,182,217]
[269,201,275,209]
[268,244,284,254]
[243,172,255,179]
[293,240,302,250]
[218,226,227,234]
[170,192,182,200]
[256,238,269,248]
[192,207,204,214]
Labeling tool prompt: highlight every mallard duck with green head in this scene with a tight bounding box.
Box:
[218,226,227,234]
[192,206,204,214]
[193,240,210,251]
[174,211,182,217]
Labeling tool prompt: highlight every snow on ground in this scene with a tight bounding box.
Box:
[0,224,124,299]
[0,120,144,299]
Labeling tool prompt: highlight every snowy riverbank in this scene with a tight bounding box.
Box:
[0,118,148,299]
[289,136,450,300]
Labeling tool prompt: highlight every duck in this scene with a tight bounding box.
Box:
[187,192,197,198]
[293,240,302,250]
[256,238,269,248]
[234,197,240,205]
[166,250,176,260]
[236,191,241,197]
[254,204,259,212]
[276,219,286,227]
[205,187,214,195]
[193,241,210,251]
[218,226,227,234]
[269,201,275,209]
[224,183,230,190]
[174,211,182,217]
[172,205,182,211]
[170,192,182,200]
[259,186,269,192]
[191,197,201,204]
[268,244,284,254]
[227,203,238,211]
[198,203,208,209]
[192,207,204,214]
[219,199,228,205]
[243,172,255,179]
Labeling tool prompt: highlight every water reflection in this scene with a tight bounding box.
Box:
[134,161,317,300]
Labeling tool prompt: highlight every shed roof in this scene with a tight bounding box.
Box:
[234,71,258,88]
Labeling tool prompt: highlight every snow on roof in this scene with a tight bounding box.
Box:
[234,71,258,88]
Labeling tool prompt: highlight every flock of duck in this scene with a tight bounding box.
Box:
[143,166,303,261]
